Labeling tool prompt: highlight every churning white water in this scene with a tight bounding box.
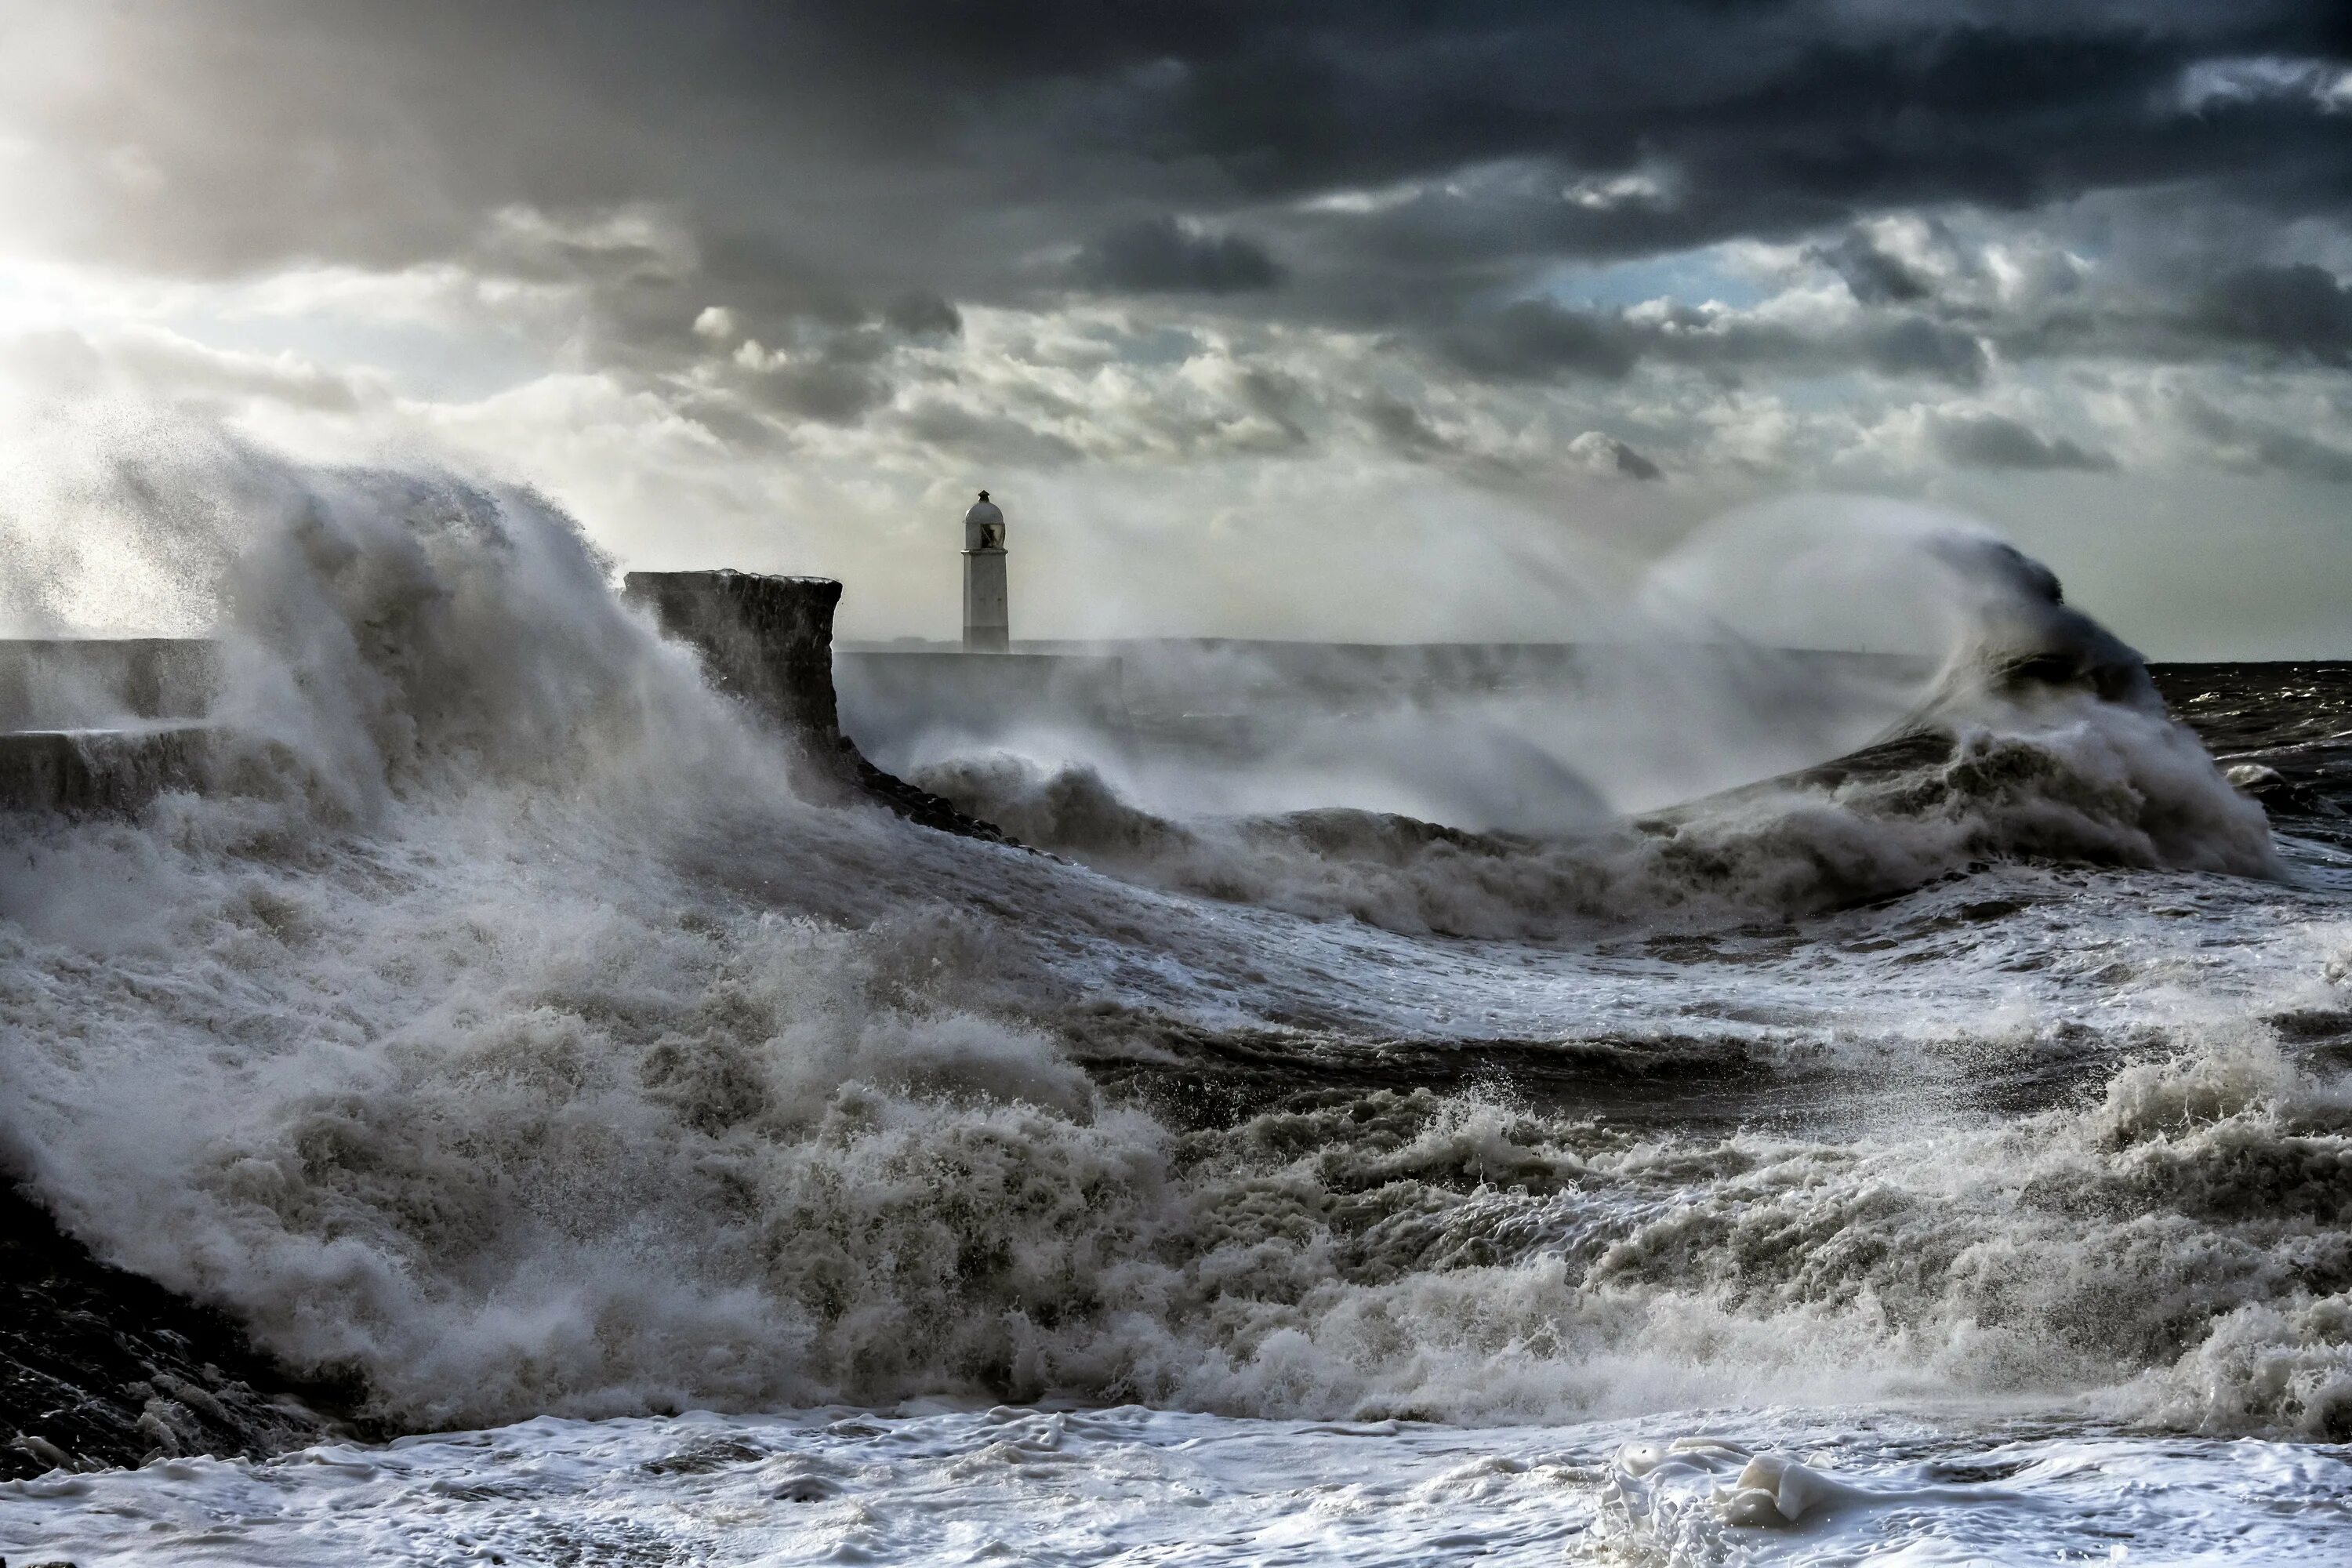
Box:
[3,451,2350,1563]
[11,1406,2350,1565]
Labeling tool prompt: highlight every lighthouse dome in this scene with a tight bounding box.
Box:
[964,491,1006,550]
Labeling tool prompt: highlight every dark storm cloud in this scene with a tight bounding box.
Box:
[42,2,2350,278]
[1930,412,2117,472]
[1441,303,1640,383]
[13,0,2349,432]
[1809,233,1934,305]
[1439,299,1988,388]
[1071,218,1283,294]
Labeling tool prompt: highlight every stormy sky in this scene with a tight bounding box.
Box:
[2,1,2348,652]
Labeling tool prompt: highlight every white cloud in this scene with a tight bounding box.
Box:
[1562,168,1677,212]
[2174,56,2352,116]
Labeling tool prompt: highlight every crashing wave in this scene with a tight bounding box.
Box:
[0,452,2337,1462]
[909,539,2277,938]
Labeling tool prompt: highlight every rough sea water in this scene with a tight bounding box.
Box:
[3,465,2351,1565]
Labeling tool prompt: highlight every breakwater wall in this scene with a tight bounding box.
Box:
[0,573,1014,1473]
[0,577,1007,838]
[0,638,219,813]
[0,638,218,730]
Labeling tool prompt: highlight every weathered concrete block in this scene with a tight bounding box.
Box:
[0,639,217,730]
[0,725,213,814]
[622,571,847,750]
[623,570,1012,842]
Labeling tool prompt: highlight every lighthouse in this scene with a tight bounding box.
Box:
[962,490,1009,651]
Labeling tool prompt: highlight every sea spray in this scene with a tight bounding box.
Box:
[0,452,2339,1453]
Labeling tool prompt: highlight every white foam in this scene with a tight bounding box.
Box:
[1,449,2348,1487]
[5,1406,2348,1566]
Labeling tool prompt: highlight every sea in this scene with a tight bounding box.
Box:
[2,471,2350,1565]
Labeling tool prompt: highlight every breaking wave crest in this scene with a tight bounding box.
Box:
[911,695,2275,938]
[1,454,2341,1454]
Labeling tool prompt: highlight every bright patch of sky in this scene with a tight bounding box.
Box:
[0,257,548,403]
[155,309,546,404]
[1537,247,1771,313]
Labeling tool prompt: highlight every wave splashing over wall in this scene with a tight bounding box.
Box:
[2,450,2347,1568]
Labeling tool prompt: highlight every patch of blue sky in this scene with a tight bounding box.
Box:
[1535,245,1773,313]
[1092,321,1204,368]
[1766,372,1875,415]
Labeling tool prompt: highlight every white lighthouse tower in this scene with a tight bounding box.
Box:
[962,490,1009,651]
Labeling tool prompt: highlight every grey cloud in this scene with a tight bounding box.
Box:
[6,0,2349,467]
[884,291,964,338]
[1360,393,1448,458]
[2251,427,2352,483]
[1352,390,1533,485]
[1936,245,2352,374]
[1359,397,1661,485]
[739,358,891,425]
[1930,412,2116,472]
[1566,430,1663,481]
[1864,318,1989,387]
[2177,394,2352,481]
[32,2,2349,305]
[2194,263,2352,366]
[899,400,1083,467]
[1441,302,1639,381]
[2244,426,2352,483]
[1233,366,1312,446]
[1439,299,1987,388]
[670,391,800,455]
[1810,232,1934,304]
[1071,217,1284,294]
[2,328,371,414]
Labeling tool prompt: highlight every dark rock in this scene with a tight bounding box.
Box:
[842,737,1014,844]
[0,1183,358,1479]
